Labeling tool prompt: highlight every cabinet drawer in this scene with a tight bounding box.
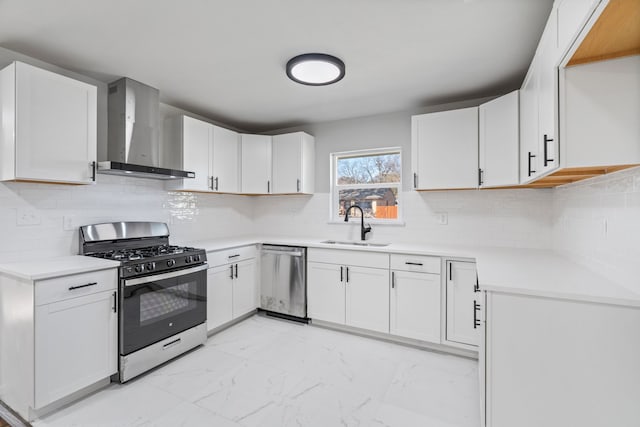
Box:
[390,253,440,274]
[35,268,117,306]
[208,244,257,267]
[308,248,389,269]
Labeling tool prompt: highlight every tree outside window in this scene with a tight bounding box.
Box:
[332,149,401,222]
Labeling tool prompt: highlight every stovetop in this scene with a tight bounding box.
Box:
[87,245,201,262]
[85,244,207,279]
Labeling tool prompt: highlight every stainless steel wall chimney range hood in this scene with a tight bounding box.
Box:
[98,78,195,180]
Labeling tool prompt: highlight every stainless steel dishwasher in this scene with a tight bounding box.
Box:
[260,245,307,321]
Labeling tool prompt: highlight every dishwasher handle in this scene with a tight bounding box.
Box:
[261,246,305,257]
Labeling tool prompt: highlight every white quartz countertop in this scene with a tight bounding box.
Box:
[0,256,120,281]
[182,235,640,308]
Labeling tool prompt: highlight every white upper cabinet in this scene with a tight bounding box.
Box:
[412,107,479,190]
[271,132,315,194]
[479,91,520,188]
[519,59,540,182]
[536,12,560,177]
[167,115,240,193]
[556,0,602,59]
[181,115,212,191]
[211,125,240,193]
[0,61,97,184]
[241,134,272,194]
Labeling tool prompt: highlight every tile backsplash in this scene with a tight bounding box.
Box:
[0,174,254,263]
[552,166,640,292]
[252,189,554,249]
[2,166,638,294]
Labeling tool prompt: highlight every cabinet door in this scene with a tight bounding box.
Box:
[519,61,539,183]
[345,266,389,333]
[445,261,479,347]
[307,262,345,324]
[233,258,257,318]
[34,290,117,408]
[212,125,240,193]
[240,134,272,194]
[207,265,234,331]
[272,133,301,194]
[412,107,478,190]
[182,116,212,191]
[537,12,559,176]
[479,91,519,187]
[557,0,601,57]
[15,62,97,184]
[390,270,441,343]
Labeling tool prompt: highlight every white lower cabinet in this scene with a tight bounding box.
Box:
[345,266,389,333]
[482,291,640,427]
[445,260,480,348]
[307,261,346,324]
[233,259,258,318]
[308,262,389,333]
[206,265,234,330]
[307,249,390,333]
[35,289,117,408]
[0,268,117,421]
[390,270,441,342]
[206,246,258,332]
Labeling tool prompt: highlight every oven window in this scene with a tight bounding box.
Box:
[139,282,195,325]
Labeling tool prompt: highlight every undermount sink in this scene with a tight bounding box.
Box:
[321,240,390,247]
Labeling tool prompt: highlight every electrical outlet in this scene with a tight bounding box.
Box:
[63,215,75,231]
[17,208,41,226]
[436,212,448,225]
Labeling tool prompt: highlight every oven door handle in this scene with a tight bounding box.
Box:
[124,264,209,287]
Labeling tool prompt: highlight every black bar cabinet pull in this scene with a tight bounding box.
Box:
[112,291,117,313]
[473,300,481,329]
[346,267,349,283]
[209,176,214,190]
[91,161,96,182]
[267,180,270,193]
[229,265,234,279]
[543,134,554,167]
[413,172,417,189]
[228,254,240,259]
[297,179,301,192]
[340,266,344,282]
[391,271,395,289]
[448,263,452,281]
[405,262,423,266]
[68,282,97,291]
[478,168,484,186]
[528,152,536,177]
[214,177,219,191]
[234,263,238,279]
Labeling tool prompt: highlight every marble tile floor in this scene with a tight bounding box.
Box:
[33,315,480,427]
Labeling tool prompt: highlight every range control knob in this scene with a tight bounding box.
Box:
[146,262,156,271]
[134,264,144,273]
[193,254,201,263]
[167,259,176,267]
[185,255,193,264]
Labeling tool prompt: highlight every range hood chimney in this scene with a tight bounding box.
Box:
[98,78,194,180]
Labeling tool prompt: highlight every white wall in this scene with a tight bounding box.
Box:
[552,166,640,292]
[0,175,254,263]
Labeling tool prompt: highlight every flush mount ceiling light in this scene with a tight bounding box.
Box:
[286,53,345,86]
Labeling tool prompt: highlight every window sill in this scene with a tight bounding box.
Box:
[327,220,406,226]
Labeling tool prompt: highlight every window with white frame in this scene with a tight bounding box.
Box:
[331,148,402,223]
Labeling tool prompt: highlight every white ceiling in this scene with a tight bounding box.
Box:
[0,0,553,132]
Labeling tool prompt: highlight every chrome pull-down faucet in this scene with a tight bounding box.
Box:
[344,205,372,241]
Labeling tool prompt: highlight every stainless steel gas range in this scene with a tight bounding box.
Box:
[80,222,207,382]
